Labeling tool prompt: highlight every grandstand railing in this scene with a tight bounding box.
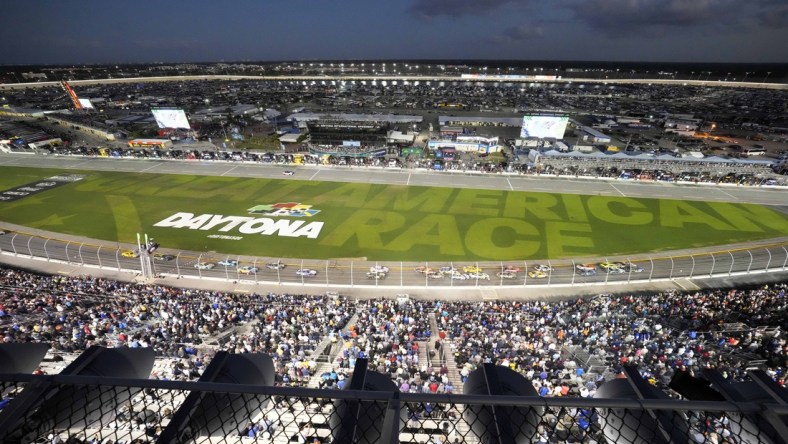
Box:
[1,230,786,290]
[0,372,786,444]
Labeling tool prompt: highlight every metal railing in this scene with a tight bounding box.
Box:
[1,372,786,444]
[1,229,787,289]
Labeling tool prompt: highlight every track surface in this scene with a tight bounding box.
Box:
[1,153,786,290]
[0,154,786,206]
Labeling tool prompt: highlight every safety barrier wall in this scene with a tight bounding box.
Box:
[1,230,786,289]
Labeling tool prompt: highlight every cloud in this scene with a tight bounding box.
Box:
[566,0,733,31]
[757,3,788,28]
[134,39,199,50]
[563,0,788,34]
[408,0,518,19]
[491,24,544,43]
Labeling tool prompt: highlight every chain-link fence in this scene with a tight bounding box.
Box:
[1,372,786,444]
[1,229,786,289]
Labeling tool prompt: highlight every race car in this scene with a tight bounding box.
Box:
[450,272,470,280]
[266,262,286,270]
[533,264,552,272]
[237,266,259,274]
[369,265,390,274]
[575,263,597,271]
[121,250,139,258]
[575,268,597,276]
[426,271,444,279]
[152,253,175,261]
[439,266,457,274]
[296,269,318,277]
[467,272,490,280]
[461,265,483,273]
[218,259,239,267]
[415,266,434,274]
[496,271,517,279]
[366,271,386,280]
[194,262,216,270]
[528,271,548,279]
[282,170,295,176]
[598,262,621,271]
[605,267,626,274]
[501,265,521,273]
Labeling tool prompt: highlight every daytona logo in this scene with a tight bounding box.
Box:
[153,212,324,239]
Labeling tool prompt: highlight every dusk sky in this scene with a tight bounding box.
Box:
[2,0,787,64]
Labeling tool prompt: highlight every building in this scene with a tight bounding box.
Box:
[428,135,501,153]
[438,115,523,127]
[288,112,422,130]
[578,126,612,144]
[307,120,389,148]
[127,139,173,149]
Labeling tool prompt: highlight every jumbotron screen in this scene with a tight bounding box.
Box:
[519,115,568,139]
[77,98,94,109]
[151,108,191,129]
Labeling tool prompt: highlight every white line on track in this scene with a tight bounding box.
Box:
[609,183,627,197]
[718,189,739,200]
[308,170,321,181]
[506,177,514,191]
[69,160,95,169]
[139,163,161,173]
[407,173,411,186]
[220,165,240,176]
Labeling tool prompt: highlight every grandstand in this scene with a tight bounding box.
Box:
[0,264,786,443]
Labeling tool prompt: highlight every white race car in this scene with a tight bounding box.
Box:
[296,268,318,277]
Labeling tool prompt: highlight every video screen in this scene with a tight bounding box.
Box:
[151,108,191,129]
[520,115,568,139]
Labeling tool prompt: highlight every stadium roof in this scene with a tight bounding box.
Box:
[287,112,422,123]
[439,116,523,126]
[539,149,774,165]
[579,126,611,139]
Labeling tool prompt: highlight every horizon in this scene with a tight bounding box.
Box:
[2,1,786,65]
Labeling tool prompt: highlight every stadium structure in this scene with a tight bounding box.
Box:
[0,70,787,444]
[0,345,786,443]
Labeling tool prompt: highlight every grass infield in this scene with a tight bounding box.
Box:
[1,166,786,261]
